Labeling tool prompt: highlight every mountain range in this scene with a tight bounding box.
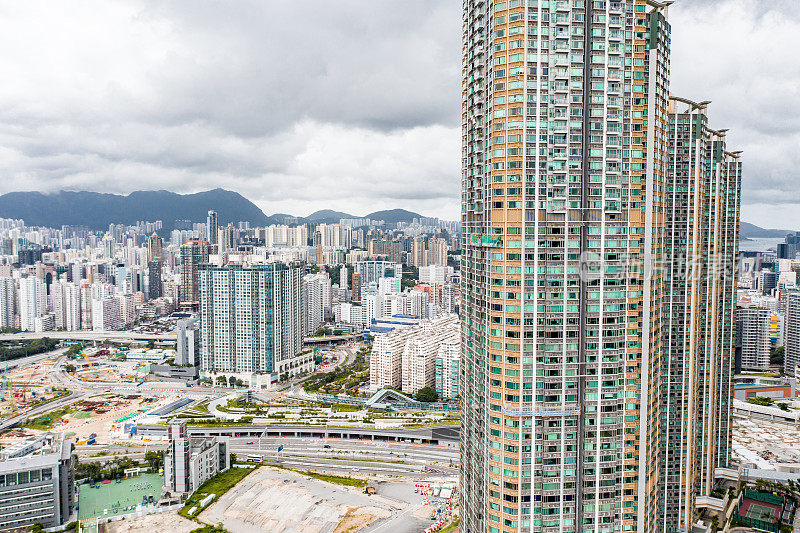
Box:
[0,189,787,238]
[0,189,427,231]
[739,221,793,239]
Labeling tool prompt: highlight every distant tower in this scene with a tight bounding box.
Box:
[206,210,218,245]
[147,233,163,262]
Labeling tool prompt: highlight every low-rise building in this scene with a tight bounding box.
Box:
[164,420,230,495]
[0,434,74,530]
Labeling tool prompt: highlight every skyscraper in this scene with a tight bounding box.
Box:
[147,233,163,262]
[148,259,163,300]
[206,210,218,245]
[459,1,739,532]
[179,240,213,310]
[659,97,741,530]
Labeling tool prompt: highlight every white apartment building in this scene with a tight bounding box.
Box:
[371,315,459,394]
[737,306,772,370]
[0,277,14,329]
[259,225,308,248]
[92,297,123,331]
[19,276,47,331]
[303,273,327,335]
[370,327,413,390]
[419,265,454,285]
[52,280,81,331]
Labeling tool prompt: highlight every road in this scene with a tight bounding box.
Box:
[231,437,458,476]
[0,331,176,342]
[71,437,459,476]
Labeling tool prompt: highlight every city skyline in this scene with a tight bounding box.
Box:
[0,1,794,225]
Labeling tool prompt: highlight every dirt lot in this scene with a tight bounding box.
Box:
[103,512,197,533]
[198,467,393,533]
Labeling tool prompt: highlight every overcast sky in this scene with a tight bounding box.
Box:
[0,1,794,225]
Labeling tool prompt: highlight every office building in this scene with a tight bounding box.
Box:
[757,270,778,296]
[0,434,74,530]
[176,316,200,367]
[206,211,218,245]
[459,1,740,531]
[354,261,402,286]
[179,240,213,310]
[198,262,303,374]
[164,420,229,495]
[148,259,162,300]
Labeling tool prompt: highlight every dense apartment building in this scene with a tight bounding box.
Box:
[459,1,740,532]
[659,97,741,529]
[0,277,13,329]
[370,326,413,390]
[785,292,800,377]
[435,335,461,400]
[147,233,163,262]
[737,306,772,371]
[0,435,74,530]
[354,261,402,287]
[198,262,303,375]
[370,316,459,394]
[401,316,460,395]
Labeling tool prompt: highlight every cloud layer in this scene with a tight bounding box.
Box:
[0,1,793,224]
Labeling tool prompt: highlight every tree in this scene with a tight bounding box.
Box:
[415,387,438,403]
[228,375,237,387]
[216,376,227,386]
[770,346,785,366]
[64,364,76,373]
[144,450,164,471]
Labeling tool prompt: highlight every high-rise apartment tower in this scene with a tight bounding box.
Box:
[459,1,740,532]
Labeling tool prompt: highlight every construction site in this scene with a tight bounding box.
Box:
[0,357,64,417]
[0,392,187,445]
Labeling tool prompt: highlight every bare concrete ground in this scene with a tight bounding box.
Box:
[104,512,197,533]
[199,467,398,533]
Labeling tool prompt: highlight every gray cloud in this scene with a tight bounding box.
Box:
[0,0,794,224]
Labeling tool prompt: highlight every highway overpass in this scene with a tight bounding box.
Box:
[134,424,460,446]
[0,331,362,345]
[0,331,176,342]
